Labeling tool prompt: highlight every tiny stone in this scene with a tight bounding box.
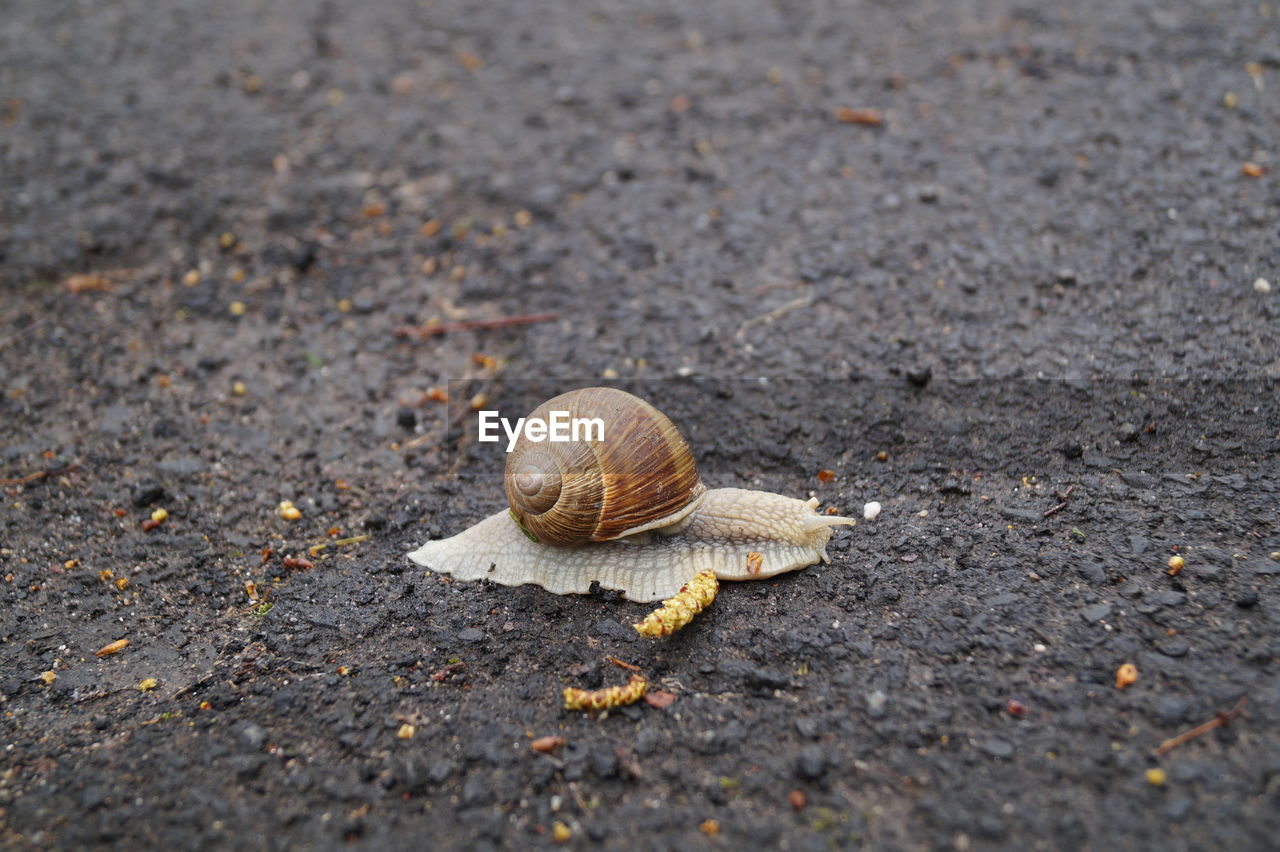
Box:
[795,745,827,780]
[906,366,932,387]
[1165,796,1193,822]
[863,501,882,521]
[794,717,821,739]
[1235,591,1258,608]
[866,689,888,719]
[239,723,267,750]
[1081,603,1112,622]
[1078,562,1107,584]
[457,627,486,643]
[1253,277,1272,294]
[589,749,618,779]
[981,739,1014,759]
[1158,639,1190,658]
[1155,695,1189,724]
[916,184,941,203]
[131,480,167,508]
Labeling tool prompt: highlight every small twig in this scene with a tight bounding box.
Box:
[606,656,641,672]
[394,312,558,338]
[1042,484,1077,517]
[734,294,813,341]
[1153,696,1247,757]
[0,461,82,486]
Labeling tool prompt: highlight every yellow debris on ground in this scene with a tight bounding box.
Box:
[634,570,718,637]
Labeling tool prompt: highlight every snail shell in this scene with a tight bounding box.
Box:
[408,388,856,602]
[504,387,705,545]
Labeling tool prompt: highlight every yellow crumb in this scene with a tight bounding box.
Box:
[563,674,647,711]
[634,570,718,637]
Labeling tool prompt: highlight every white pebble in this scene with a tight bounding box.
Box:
[863,501,882,521]
[1254,277,1272,294]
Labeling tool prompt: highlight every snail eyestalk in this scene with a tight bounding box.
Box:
[633,569,719,637]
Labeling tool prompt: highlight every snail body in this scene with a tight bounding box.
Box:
[408,388,854,602]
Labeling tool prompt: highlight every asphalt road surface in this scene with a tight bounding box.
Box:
[2,1,1278,849]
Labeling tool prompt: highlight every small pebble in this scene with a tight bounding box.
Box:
[906,365,932,387]
[796,745,827,780]
[1115,662,1138,689]
[981,739,1014,759]
[1165,796,1192,821]
[1155,695,1189,724]
[1253,277,1272,294]
[863,501,882,521]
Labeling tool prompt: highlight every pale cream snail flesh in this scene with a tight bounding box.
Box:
[407,387,855,602]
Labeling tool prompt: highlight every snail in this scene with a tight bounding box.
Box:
[407,387,855,602]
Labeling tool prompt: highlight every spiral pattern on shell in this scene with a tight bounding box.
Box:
[503,387,705,545]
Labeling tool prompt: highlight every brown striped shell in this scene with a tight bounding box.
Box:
[503,387,706,545]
